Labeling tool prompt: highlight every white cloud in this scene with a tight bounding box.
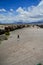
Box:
[0,0,43,23]
[16,7,24,14]
[10,9,14,12]
[0,8,6,12]
[38,0,43,6]
[15,0,43,22]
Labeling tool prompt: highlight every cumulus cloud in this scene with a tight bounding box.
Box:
[0,0,43,23]
[0,8,6,12]
[10,9,14,12]
[15,0,43,22]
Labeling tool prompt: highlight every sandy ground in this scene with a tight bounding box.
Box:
[0,27,43,65]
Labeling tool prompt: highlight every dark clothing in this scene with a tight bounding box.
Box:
[17,35,19,38]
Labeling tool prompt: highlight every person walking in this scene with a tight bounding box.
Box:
[17,35,19,39]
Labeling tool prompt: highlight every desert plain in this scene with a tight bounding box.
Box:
[0,26,43,65]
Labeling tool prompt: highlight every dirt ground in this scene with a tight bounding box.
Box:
[0,27,43,65]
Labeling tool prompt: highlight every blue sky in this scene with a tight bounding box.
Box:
[0,0,43,23]
[0,0,41,10]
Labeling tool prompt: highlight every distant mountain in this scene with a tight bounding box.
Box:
[22,21,43,25]
[29,21,43,25]
[0,22,2,24]
[13,22,24,24]
[0,21,43,25]
[0,21,24,24]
